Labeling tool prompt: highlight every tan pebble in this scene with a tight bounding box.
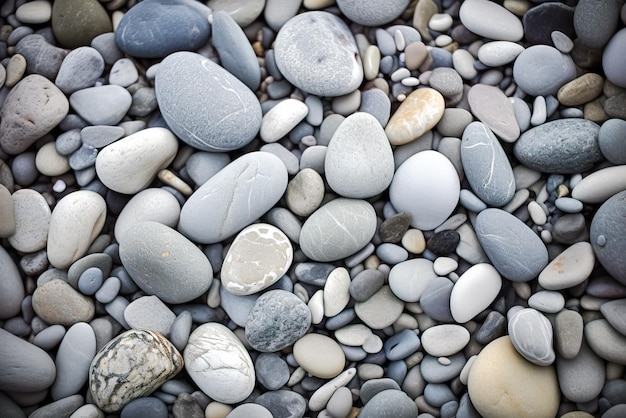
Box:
[293,333,345,378]
[503,0,532,15]
[205,402,233,418]
[606,362,624,380]
[5,54,27,88]
[560,412,595,418]
[32,279,95,326]
[404,41,428,71]
[385,88,445,145]
[583,96,608,123]
[412,0,438,41]
[158,169,192,196]
[557,184,569,198]
[16,0,52,24]
[401,228,426,254]
[303,0,336,9]
[603,79,623,98]
[35,141,70,176]
[557,73,604,106]
[364,254,380,270]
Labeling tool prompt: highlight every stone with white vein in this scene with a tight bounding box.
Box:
[508,308,555,366]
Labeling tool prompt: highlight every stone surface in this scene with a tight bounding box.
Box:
[8,189,51,253]
[388,258,436,302]
[354,285,404,329]
[508,308,555,366]
[468,336,559,418]
[556,342,605,403]
[421,324,470,357]
[300,198,377,262]
[601,298,626,335]
[467,84,520,143]
[260,99,308,143]
[359,389,419,418]
[155,51,262,151]
[255,390,307,418]
[32,279,95,326]
[590,190,626,284]
[385,88,445,145]
[513,45,577,96]
[603,28,626,88]
[337,0,410,26]
[575,0,622,49]
[52,0,112,48]
[55,46,104,95]
[51,322,96,400]
[585,319,626,364]
[69,84,132,126]
[221,223,293,295]
[293,333,346,378]
[572,165,626,204]
[119,221,212,304]
[179,152,288,244]
[123,296,176,337]
[184,323,255,404]
[273,11,363,97]
[538,242,595,290]
[523,2,575,45]
[459,0,523,41]
[450,263,502,323]
[554,309,584,359]
[0,245,25,319]
[557,73,605,106]
[89,330,183,413]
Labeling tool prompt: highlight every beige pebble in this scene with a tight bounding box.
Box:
[8,189,51,253]
[560,412,595,418]
[15,0,52,24]
[5,54,27,88]
[324,267,351,317]
[557,73,604,106]
[35,141,70,176]
[331,89,361,116]
[401,228,426,254]
[286,168,325,217]
[583,96,608,123]
[363,45,381,81]
[0,184,15,238]
[412,0,438,41]
[308,289,325,324]
[404,41,428,71]
[385,88,445,145]
[32,279,95,326]
[205,402,232,418]
[294,333,345,379]
[157,169,192,196]
[503,0,532,15]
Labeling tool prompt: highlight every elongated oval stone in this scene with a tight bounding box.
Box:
[571,165,626,204]
[178,152,288,244]
[467,84,520,142]
[590,190,626,284]
[299,198,377,262]
[475,208,548,282]
[184,323,255,404]
[221,223,293,296]
[450,263,502,323]
[385,88,445,145]
[508,308,555,366]
[513,119,602,174]
[119,221,213,304]
[89,330,183,413]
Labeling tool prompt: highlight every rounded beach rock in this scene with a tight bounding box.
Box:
[0,246,25,319]
[293,333,346,379]
[51,0,112,49]
[299,198,377,262]
[385,88,445,146]
[325,112,394,198]
[336,0,410,26]
[184,323,255,404]
[119,221,212,304]
[513,45,577,96]
[32,279,95,326]
[590,190,626,284]
[468,336,560,418]
[273,11,363,97]
[459,0,523,41]
[155,51,262,152]
[508,308,555,366]
[51,322,96,400]
[450,263,502,323]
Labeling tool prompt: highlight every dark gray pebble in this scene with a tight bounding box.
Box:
[255,390,307,418]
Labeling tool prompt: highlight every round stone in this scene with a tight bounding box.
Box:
[8,189,51,253]
[459,0,523,41]
[554,309,584,359]
[226,403,273,418]
[207,0,265,27]
[32,279,95,326]
[336,0,410,26]
[508,308,556,366]
[221,223,293,296]
[260,99,308,143]
[468,336,560,418]
[245,290,312,352]
[255,390,307,418]
[114,188,180,242]
[450,263,502,323]
[354,285,404,329]
[359,389,418,418]
[69,84,132,126]
[51,0,112,49]
[513,45,577,96]
[585,319,626,364]
[557,73,605,106]
[119,221,212,304]
[388,258,436,302]
[255,353,290,391]
[184,323,255,404]
[390,150,460,231]
[590,190,626,284]
[575,0,622,49]
[572,166,626,204]
[293,333,346,378]
[274,11,363,97]
[54,46,105,95]
[538,242,595,290]
[385,88,445,145]
[123,295,176,337]
[421,324,470,357]
[598,119,626,164]
[556,342,605,403]
[286,168,325,217]
[603,29,626,89]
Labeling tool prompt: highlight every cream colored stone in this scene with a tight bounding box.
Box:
[35,141,70,176]
[468,336,560,418]
[557,73,604,106]
[385,88,445,145]
[293,333,345,378]
[401,228,426,254]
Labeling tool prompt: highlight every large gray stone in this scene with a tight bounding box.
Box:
[508,308,555,366]
[51,322,96,400]
[590,190,626,285]
[513,45,577,96]
[556,341,605,403]
[336,0,410,26]
[359,389,418,418]
[0,244,25,319]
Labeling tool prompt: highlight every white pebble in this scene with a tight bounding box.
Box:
[429,13,453,32]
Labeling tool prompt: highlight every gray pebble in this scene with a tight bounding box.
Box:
[598,118,626,164]
[337,0,410,26]
[360,378,401,404]
[226,403,273,418]
[77,267,104,295]
[28,394,85,418]
[574,0,622,49]
[32,324,67,350]
[219,284,259,327]
[185,151,230,186]
[264,207,302,244]
[69,143,98,170]
[94,276,121,304]
[109,58,138,87]
[51,322,96,400]
[81,125,125,148]
[384,329,420,361]
[424,383,456,407]
[260,143,299,175]
[15,34,65,79]
[429,67,463,98]
[420,352,466,383]
[255,390,307,418]
[591,190,626,284]
[129,87,158,117]
[120,397,168,418]
[513,45,577,96]
[255,352,290,390]
[55,46,104,94]
[508,308,555,366]
[123,295,176,337]
[67,253,112,289]
[91,32,124,65]
[69,85,132,126]
[56,129,82,155]
[420,277,454,322]
[552,213,589,245]
[359,389,418,418]
[360,88,391,127]
[556,341,605,403]
[169,311,192,353]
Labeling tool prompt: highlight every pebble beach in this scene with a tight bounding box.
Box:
[1,0,626,417]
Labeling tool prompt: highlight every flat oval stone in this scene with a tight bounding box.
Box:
[55,47,104,95]
[179,152,288,244]
[336,0,410,26]
[513,119,602,174]
[557,73,605,106]
[475,208,548,282]
[0,246,24,319]
[508,308,555,366]
[590,190,626,284]
[388,258,436,302]
[47,190,106,269]
[421,324,470,357]
[572,165,626,204]
[450,263,502,323]
[354,285,404,329]
[96,128,178,194]
[274,11,363,97]
[207,0,264,27]
[119,221,212,304]
[51,0,111,48]
[155,51,261,151]
[114,188,180,242]
[0,75,69,155]
[538,242,595,290]
[184,323,255,404]
[245,289,311,352]
[459,0,523,41]
[478,41,525,67]
[390,150,460,231]
[51,322,96,400]
[32,279,95,326]
[325,112,394,198]
[69,85,132,126]
[603,28,626,88]
[323,267,351,317]
[360,389,418,418]
[299,198,377,262]
[597,120,626,164]
[513,45,577,96]
[221,223,293,296]
[293,333,345,378]
[554,309,584,359]
[585,319,626,364]
[260,99,308,143]
[468,336,559,418]
[116,0,211,59]
[557,342,605,403]
[601,299,626,335]
[385,88,445,146]
[461,122,515,207]
[8,189,51,253]
[89,329,183,413]
[467,85,520,143]
[123,295,176,337]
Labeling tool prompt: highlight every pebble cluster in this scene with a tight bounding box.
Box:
[0,0,626,417]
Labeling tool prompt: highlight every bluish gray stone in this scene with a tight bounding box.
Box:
[601,299,626,335]
[599,119,626,164]
[424,383,457,407]
[211,11,260,91]
[274,11,363,97]
[359,389,418,418]
[69,85,132,126]
[420,353,466,383]
[603,28,626,88]
[32,324,67,350]
[109,58,139,87]
[185,151,230,186]
[155,51,262,152]
[476,208,548,282]
[255,353,290,390]
[28,394,84,418]
[81,125,125,148]
[591,190,626,285]
[337,0,410,26]
[15,34,66,80]
[69,143,98,170]
[56,129,82,156]
[129,87,158,117]
[178,152,288,244]
[169,311,192,352]
[384,329,420,361]
[219,285,259,327]
[123,295,176,337]
[376,243,409,264]
[226,403,273,418]
[574,0,622,49]
[429,67,464,98]
[556,341,605,403]
[51,322,96,400]
[119,221,213,304]
[420,277,454,322]
[245,290,311,352]
[91,32,124,65]
[514,119,602,173]
[294,262,335,287]
[508,308,555,366]
[55,46,105,94]
[115,0,211,58]
[360,378,402,404]
[94,277,121,304]
[360,88,391,127]
[77,267,104,295]
[255,390,307,418]
[120,397,168,418]
[513,45,577,96]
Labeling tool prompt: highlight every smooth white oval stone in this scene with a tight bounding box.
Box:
[260,99,309,143]
[421,324,471,356]
[323,267,351,317]
[450,263,502,323]
[571,165,626,204]
[114,188,180,242]
[538,242,595,290]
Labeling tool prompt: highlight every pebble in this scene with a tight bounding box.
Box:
[421,324,470,357]
[508,308,555,366]
[256,389,307,418]
[325,112,394,198]
[35,141,70,176]
[300,198,377,262]
[15,0,52,24]
[47,190,107,269]
[590,190,626,285]
[359,389,418,418]
[513,45,577,96]
[557,73,604,106]
[32,324,67,351]
[601,299,626,335]
[221,223,293,295]
[108,58,138,87]
[522,2,575,45]
[55,47,105,95]
[89,329,183,413]
[585,319,626,364]
[385,88,445,145]
[91,32,123,66]
[337,0,409,26]
[123,295,176,337]
[0,327,57,392]
[155,51,262,152]
[285,168,324,218]
[8,189,51,253]
[179,152,288,244]
[554,309,584,359]
[69,84,132,126]
[245,289,311,352]
[14,34,66,80]
[538,242,595,290]
[557,342,605,403]
[51,0,111,48]
[255,353,290,391]
[459,0,523,41]
[468,336,559,418]
[121,398,168,418]
[28,394,84,418]
[350,269,385,302]
[478,41,525,67]
[32,278,95,326]
[428,68,463,98]
[354,285,404,329]
[114,188,180,241]
[274,11,362,97]
[598,119,626,164]
[420,352,466,383]
[390,150,460,231]
[450,263,502,323]
[528,290,565,313]
[207,0,265,27]
[294,333,345,378]
[119,221,212,304]
[603,28,626,88]
[184,323,255,404]
[388,258,436,302]
[260,99,308,143]
[323,267,351,317]
[0,75,69,155]
[575,0,622,49]
[467,84,520,143]
[51,322,96,400]
[77,267,104,295]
